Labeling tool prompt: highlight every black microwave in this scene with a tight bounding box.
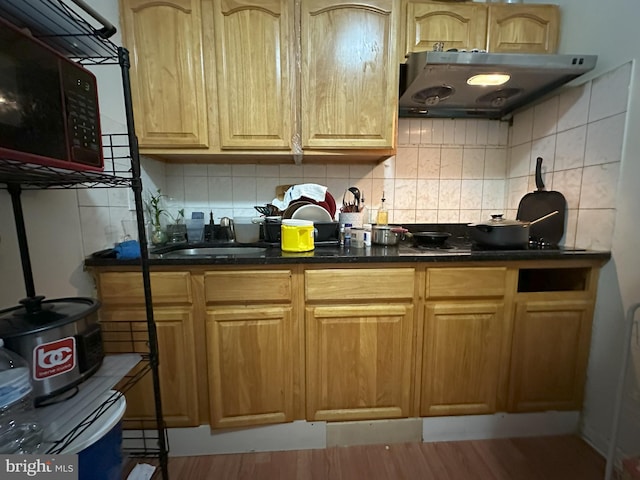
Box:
[0,17,103,172]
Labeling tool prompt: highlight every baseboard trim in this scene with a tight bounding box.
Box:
[422,411,581,443]
[158,412,583,457]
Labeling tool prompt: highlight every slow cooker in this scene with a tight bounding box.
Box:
[0,296,104,406]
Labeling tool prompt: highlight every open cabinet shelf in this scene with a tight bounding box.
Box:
[0,1,168,478]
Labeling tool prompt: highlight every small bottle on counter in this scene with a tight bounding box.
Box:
[339,225,345,246]
[363,223,372,247]
[344,223,352,246]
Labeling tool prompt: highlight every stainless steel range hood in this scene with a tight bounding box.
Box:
[399,51,597,119]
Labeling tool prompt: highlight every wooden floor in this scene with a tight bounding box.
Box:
[126,435,607,480]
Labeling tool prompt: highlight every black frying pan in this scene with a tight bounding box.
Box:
[516,157,567,245]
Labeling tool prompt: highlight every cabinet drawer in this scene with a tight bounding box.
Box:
[98,272,192,305]
[427,267,506,298]
[305,268,415,302]
[204,270,292,303]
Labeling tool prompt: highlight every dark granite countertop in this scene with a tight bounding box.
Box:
[85,241,611,267]
[84,223,611,267]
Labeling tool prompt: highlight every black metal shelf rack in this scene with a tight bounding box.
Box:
[0,1,168,478]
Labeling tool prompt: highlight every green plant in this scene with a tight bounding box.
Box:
[145,189,166,226]
[168,208,185,224]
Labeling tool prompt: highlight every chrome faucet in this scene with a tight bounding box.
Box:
[219,217,235,242]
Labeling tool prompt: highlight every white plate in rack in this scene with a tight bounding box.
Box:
[291,204,333,222]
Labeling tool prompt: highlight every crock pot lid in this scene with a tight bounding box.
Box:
[0,297,100,338]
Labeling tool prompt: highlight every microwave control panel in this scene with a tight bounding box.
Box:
[62,62,102,168]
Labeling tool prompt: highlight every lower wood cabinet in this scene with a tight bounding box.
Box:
[203,269,299,428]
[205,306,295,428]
[306,303,414,421]
[507,299,594,412]
[97,271,200,428]
[100,306,200,427]
[92,259,604,429]
[420,301,506,416]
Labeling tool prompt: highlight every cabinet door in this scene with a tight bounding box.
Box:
[306,304,414,421]
[487,5,559,53]
[211,0,293,149]
[405,2,487,56]
[100,307,200,427]
[120,0,209,148]
[420,301,505,416]
[508,299,593,412]
[206,306,295,428]
[300,0,398,149]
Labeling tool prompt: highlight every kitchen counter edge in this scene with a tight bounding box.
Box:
[84,246,612,267]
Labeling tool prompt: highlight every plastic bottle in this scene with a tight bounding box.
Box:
[0,339,43,454]
[344,223,352,246]
[376,193,388,225]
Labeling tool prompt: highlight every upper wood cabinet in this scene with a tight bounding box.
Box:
[210,0,294,150]
[300,0,398,150]
[403,2,559,57]
[120,0,398,160]
[404,2,487,57]
[487,4,559,54]
[120,0,209,148]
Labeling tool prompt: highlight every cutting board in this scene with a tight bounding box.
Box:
[516,157,567,245]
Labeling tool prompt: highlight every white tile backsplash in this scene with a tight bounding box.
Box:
[462,148,485,179]
[393,179,418,210]
[584,113,626,166]
[551,168,583,210]
[510,143,533,178]
[510,108,533,147]
[575,209,616,250]
[440,148,463,179]
[507,61,631,250]
[554,126,587,171]
[579,163,620,209]
[460,180,483,209]
[557,82,591,133]
[438,180,461,210]
[530,136,556,175]
[532,96,559,140]
[418,147,441,179]
[588,62,632,123]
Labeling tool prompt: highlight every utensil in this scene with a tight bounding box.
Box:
[411,231,451,247]
[468,211,559,249]
[342,187,361,213]
[371,225,407,246]
[517,157,567,245]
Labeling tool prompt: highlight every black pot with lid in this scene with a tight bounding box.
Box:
[0,296,104,406]
[467,211,559,249]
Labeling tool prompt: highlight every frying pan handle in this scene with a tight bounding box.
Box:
[535,157,546,191]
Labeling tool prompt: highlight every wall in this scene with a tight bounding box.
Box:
[520,0,640,463]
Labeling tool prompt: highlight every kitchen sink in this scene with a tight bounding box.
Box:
[155,246,267,258]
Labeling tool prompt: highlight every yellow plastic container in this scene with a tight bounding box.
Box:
[281,219,315,252]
